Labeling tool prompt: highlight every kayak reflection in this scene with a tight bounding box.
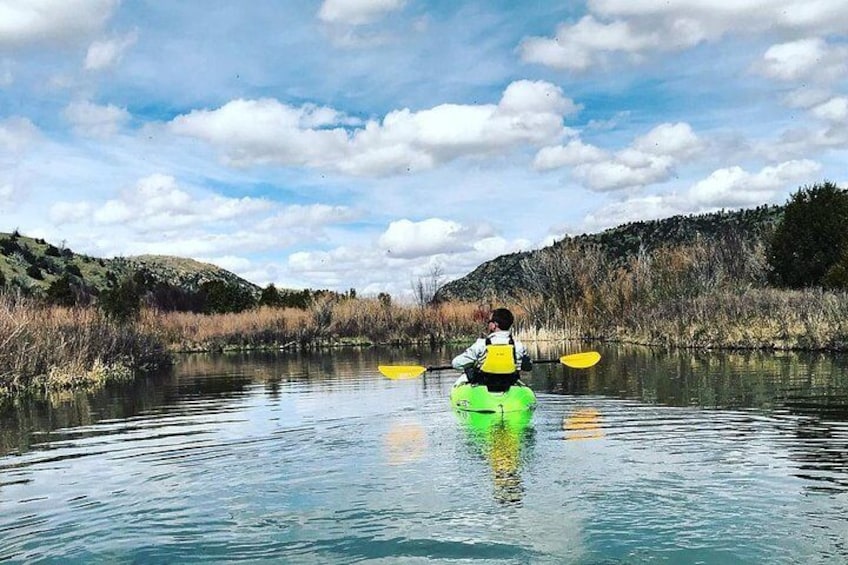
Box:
[562,408,604,441]
[455,409,535,504]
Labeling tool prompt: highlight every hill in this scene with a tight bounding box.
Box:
[0,231,259,301]
[436,205,783,302]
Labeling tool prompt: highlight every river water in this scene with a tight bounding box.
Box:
[2,345,848,563]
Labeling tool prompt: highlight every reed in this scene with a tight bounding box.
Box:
[512,231,848,350]
[142,299,493,351]
[0,292,170,397]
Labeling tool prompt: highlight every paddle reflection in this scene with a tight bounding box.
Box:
[563,408,604,441]
[455,410,535,504]
[383,419,427,466]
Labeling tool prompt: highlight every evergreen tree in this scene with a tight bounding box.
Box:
[99,276,143,322]
[259,283,282,307]
[769,181,848,288]
[46,273,78,307]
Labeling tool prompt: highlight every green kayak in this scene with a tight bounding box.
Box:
[450,382,537,414]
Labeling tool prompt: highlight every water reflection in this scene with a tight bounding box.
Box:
[454,410,535,504]
[4,346,848,562]
[383,419,427,466]
[563,408,604,441]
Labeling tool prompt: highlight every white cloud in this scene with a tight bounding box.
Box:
[170,80,577,177]
[288,225,531,299]
[583,194,685,233]
[521,1,848,72]
[49,201,92,224]
[85,29,138,71]
[632,122,703,159]
[56,173,273,232]
[758,38,848,84]
[0,0,117,48]
[378,218,470,258]
[519,15,664,71]
[811,97,848,123]
[583,158,823,233]
[577,152,675,192]
[687,159,821,208]
[758,124,848,161]
[782,87,833,109]
[590,0,848,34]
[63,100,130,138]
[0,116,39,153]
[538,122,703,191]
[318,0,405,25]
[534,140,608,170]
[259,204,360,230]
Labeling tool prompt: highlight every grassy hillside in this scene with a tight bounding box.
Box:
[0,231,259,300]
[436,205,783,301]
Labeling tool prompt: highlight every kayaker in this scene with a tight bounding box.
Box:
[451,308,532,391]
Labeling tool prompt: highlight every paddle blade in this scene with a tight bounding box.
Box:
[378,365,427,379]
[560,351,601,369]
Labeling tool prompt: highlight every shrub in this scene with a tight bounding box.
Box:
[769,181,848,288]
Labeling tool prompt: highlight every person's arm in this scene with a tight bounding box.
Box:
[452,338,484,370]
[515,340,532,371]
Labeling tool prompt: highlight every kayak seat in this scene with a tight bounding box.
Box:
[478,372,519,393]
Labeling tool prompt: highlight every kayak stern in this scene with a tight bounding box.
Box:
[450,382,536,414]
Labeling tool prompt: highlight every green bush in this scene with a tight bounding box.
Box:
[769,181,848,288]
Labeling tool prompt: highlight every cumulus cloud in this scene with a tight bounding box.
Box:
[288,224,531,299]
[63,100,130,138]
[378,218,471,258]
[318,0,405,25]
[583,194,685,233]
[536,122,703,191]
[519,15,665,71]
[583,158,822,232]
[257,204,361,235]
[170,80,577,177]
[520,0,848,72]
[51,173,273,232]
[757,38,848,84]
[811,97,848,123]
[688,159,821,208]
[0,0,117,48]
[49,201,92,224]
[85,29,138,71]
[534,139,608,170]
[0,116,39,153]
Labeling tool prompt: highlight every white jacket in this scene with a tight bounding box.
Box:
[451,330,530,371]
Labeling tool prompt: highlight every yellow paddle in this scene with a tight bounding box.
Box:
[378,351,601,380]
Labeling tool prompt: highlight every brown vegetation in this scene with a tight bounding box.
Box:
[0,293,170,397]
[513,230,848,350]
[8,217,848,399]
[141,299,492,351]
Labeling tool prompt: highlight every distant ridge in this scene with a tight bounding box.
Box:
[0,231,259,298]
[436,205,783,302]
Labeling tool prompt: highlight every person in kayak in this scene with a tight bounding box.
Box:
[451,308,532,391]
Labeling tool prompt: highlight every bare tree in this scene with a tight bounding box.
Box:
[412,265,445,308]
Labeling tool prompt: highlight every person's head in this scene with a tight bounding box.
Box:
[488,308,514,331]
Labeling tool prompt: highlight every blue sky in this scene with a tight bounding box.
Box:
[1,1,847,299]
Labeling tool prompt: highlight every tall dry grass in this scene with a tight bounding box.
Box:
[143,299,495,351]
[0,293,170,396]
[513,231,848,350]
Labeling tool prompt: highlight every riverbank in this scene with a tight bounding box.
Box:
[4,287,848,401]
[0,295,171,400]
